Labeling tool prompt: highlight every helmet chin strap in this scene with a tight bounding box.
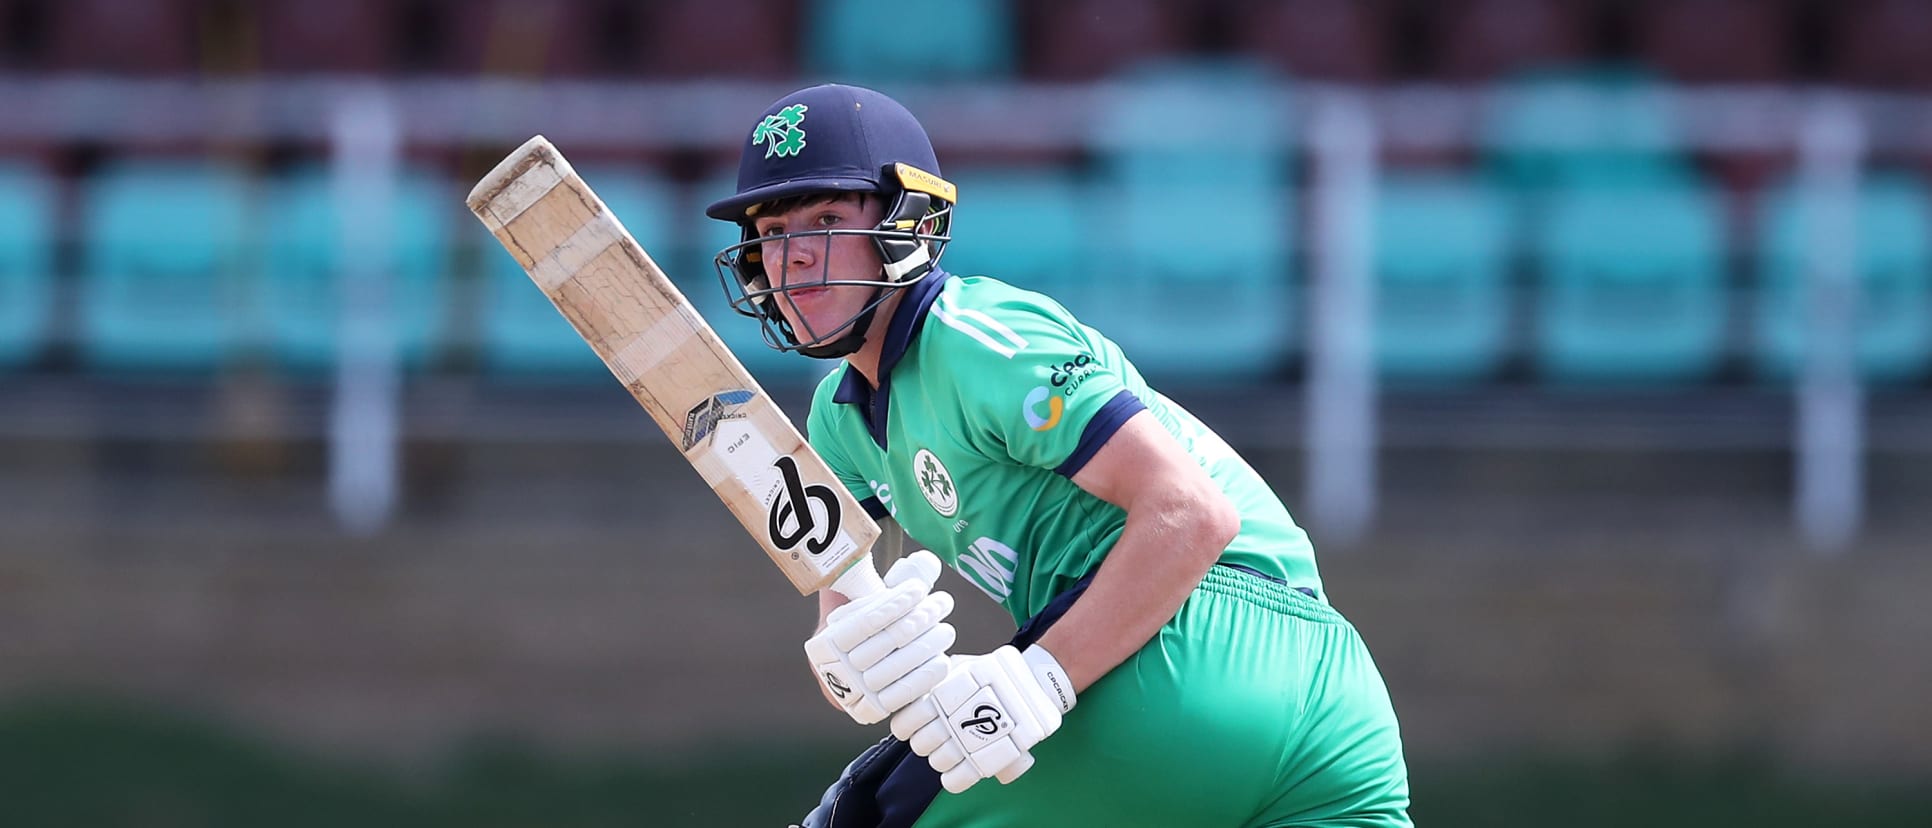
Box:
[795,284,889,359]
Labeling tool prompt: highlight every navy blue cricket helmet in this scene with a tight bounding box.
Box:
[707,84,956,359]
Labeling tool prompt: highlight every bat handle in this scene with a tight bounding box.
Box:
[827,556,885,600]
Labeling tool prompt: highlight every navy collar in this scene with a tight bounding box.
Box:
[831,269,950,449]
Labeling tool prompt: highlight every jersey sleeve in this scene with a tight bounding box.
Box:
[933,288,1145,476]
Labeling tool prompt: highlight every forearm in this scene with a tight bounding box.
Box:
[1034,490,1238,692]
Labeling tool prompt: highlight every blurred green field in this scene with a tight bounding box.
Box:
[4,696,1927,828]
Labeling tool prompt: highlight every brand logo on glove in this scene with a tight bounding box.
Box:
[769,455,841,558]
[822,671,852,700]
[960,704,1005,736]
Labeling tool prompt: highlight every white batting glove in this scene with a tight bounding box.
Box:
[805,551,957,725]
[889,644,1076,794]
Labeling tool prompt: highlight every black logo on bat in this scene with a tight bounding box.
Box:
[769,455,840,557]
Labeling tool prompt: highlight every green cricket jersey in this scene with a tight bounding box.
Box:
[807,271,1322,623]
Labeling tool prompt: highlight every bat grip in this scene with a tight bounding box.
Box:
[827,556,885,600]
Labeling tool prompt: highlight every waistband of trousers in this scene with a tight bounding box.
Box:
[1201,563,1344,624]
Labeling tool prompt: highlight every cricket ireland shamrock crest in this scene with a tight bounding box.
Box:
[753,104,809,159]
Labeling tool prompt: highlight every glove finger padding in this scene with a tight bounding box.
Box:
[882,549,944,589]
[866,637,956,716]
[847,590,954,669]
[807,551,956,726]
[824,580,928,651]
[995,751,1035,784]
[861,623,955,691]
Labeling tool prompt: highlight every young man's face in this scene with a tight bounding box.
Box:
[751,193,888,348]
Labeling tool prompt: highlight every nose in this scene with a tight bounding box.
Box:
[760,233,814,288]
[785,233,816,271]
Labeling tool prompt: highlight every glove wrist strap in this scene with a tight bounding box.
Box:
[1021,644,1076,714]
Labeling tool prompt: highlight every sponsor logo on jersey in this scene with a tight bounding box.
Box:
[868,480,898,518]
[1046,352,1100,394]
[956,536,1018,602]
[680,389,756,450]
[913,448,959,517]
[1023,386,1064,431]
[752,103,809,159]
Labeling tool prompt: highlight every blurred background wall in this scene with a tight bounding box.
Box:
[1,1,1930,825]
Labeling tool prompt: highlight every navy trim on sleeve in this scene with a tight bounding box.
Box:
[859,496,889,521]
[1052,389,1145,477]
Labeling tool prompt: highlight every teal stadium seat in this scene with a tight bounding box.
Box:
[1373,173,1515,383]
[480,165,675,379]
[806,0,1015,82]
[261,166,452,372]
[0,164,56,369]
[1483,65,1692,191]
[684,169,829,389]
[1087,60,1296,381]
[940,166,1084,297]
[1532,179,1729,383]
[78,162,251,373]
[1753,172,1932,383]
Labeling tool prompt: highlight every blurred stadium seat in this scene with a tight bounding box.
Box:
[251,0,393,74]
[1087,60,1295,380]
[1482,65,1692,191]
[939,166,1085,296]
[1634,0,1794,83]
[1753,172,1932,383]
[396,0,623,76]
[637,0,799,79]
[479,165,674,378]
[0,163,56,370]
[1226,0,1389,82]
[1373,172,1515,383]
[1532,178,1730,383]
[1019,0,1190,82]
[260,166,453,373]
[77,160,251,374]
[805,0,1015,83]
[0,0,50,70]
[1433,0,1588,81]
[1829,0,1932,89]
[45,0,198,74]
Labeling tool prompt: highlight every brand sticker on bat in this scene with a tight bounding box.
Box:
[707,418,860,568]
[681,389,757,450]
[769,455,841,558]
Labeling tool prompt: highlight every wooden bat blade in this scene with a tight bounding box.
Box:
[466,135,881,597]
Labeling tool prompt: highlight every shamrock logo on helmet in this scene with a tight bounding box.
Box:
[751,103,809,159]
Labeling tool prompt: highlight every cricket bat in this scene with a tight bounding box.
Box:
[466,135,883,600]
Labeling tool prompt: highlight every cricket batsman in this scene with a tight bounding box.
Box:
[706,83,1412,827]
